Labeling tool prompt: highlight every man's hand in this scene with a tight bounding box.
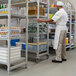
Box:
[37,19,56,23]
[37,19,42,22]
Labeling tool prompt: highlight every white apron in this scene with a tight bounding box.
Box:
[53,25,68,50]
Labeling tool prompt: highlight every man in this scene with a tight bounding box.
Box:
[38,1,68,63]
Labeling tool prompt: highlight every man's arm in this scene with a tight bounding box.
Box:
[38,19,56,24]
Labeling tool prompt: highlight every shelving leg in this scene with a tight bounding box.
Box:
[37,0,40,59]
[47,0,50,56]
[25,0,29,67]
[8,0,11,74]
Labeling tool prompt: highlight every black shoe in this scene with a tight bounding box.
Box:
[62,59,67,61]
[52,60,62,63]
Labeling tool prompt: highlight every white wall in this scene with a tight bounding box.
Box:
[69,0,76,10]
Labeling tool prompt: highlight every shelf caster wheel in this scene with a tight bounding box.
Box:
[25,66,28,69]
[24,64,28,69]
[46,55,49,59]
[35,59,40,63]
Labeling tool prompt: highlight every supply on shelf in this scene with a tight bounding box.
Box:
[28,6,45,16]
[66,38,69,45]
[28,42,48,52]
[28,22,47,33]
[50,4,57,8]
[0,26,22,38]
[49,14,54,19]
[0,4,22,15]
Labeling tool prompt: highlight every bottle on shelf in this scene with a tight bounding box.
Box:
[5,4,7,8]
[0,5,1,9]
[28,6,45,16]
[66,38,69,45]
[1,4,4,9]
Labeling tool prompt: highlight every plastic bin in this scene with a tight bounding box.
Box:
[16,42,26,51]
[22,43,26,51]
[11,39,20,46]
[28,43,47,52]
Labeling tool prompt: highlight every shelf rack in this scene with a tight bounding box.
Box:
[66,9,76,49]
[0,0,28,74]
[25,0,49,62]
[0,0,50,73]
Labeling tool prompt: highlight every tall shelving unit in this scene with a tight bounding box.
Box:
[26,0,49,62]
[66,10,76,49]
[65,2,76,49]
[0,0,28,74]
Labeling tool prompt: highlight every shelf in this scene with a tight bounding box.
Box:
[12,1,47,7]
[28,15,47,18]
[0,30,8,32]
[50,32,55,34]
[0,0,8,4]
[28,42,47,45]
[66,44,70,49]
[71,34,74,36]
[0,36,21,40]
[67,22,75,25]
[28,1,47,5]
[0,37,8,40]
[66,44,70,46]
[28,32,47,34]
[71,23,75,25]
[0,14,26,19]
[0,0,26,4]
[28,50,47,53]
[12,1,26,7]
[0,14,47,19]
[70,44,75,49]
[66,45,70,49]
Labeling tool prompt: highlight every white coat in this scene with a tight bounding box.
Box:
[52,8,68,50]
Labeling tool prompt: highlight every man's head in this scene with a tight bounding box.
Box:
[56,1,64,10]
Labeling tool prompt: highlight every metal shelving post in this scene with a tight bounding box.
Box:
[26,0,28,66]
[69,10,72,50]
[47,0,50,57]
[37,0,40,59]
[73,11,76,48]
[8,0,11,74]
[74,12,76,46]
[74,12,76,47]
[69,10,76,49]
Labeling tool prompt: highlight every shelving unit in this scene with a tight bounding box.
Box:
[0,0,28,74]
[66,7,76,49]
[25,0,49,62]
